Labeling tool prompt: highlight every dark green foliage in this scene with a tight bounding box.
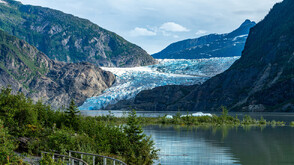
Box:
[0,87,158,164]
[64,100,80,129]
[123,110,158,165]
[259,116,267,125]
[39,153,65,165]
[221,106,229,119]
[0,87,38,134]
[124,110,144,144]
[241,115,255,125]
[0,120,23,164]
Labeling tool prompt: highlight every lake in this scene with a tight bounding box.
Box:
[144,125,294,165]
[82,111,294,165]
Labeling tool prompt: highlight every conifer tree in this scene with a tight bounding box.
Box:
[124,110,158,165]
[65,99,80,129]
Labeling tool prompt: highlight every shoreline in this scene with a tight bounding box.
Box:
[86,110,294,127]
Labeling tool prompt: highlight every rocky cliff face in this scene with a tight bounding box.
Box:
[152,20,256,59]
[0,30,115,108]
[0,0,156,67]
[117,0,294,112]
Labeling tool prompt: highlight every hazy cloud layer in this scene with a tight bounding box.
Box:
[18,0,282,54]
[195,30,208,36]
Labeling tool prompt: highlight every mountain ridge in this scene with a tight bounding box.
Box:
[152,20,256,59]
[0,0,156,67]
[0,29,115,108]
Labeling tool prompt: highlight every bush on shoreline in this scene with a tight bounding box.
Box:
[91,107,289,127]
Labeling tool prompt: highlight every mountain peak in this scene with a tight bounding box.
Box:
[226,19,256,38]
[241,19,256,27]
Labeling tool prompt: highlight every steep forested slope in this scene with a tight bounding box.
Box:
[0,0,156,67]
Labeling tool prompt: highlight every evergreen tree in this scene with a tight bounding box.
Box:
[65,99,80,129]
[124,110,158,165]
[124,110,145,143]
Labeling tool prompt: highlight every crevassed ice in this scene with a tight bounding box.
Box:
[79,57,240,110]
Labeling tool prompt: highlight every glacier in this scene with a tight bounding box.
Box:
[79,57,240,110]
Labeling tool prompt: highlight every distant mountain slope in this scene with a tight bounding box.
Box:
[115,0,294,112]
[0,0,156,67]
[152,20,256,59]
[0,29,115,108]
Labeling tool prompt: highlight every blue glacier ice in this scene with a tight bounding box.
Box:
[79,57,240,110]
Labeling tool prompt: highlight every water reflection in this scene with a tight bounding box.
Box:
[81,111,294,164]
[143,125,294,165]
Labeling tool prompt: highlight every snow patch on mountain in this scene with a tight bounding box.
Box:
[0,0,7,4]
[232,34,248,41]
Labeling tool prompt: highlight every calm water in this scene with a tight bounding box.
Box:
[82,111,294,165]
[144,125,294,165]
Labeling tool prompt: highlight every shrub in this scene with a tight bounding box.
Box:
[259,116,267,125]
[0,120,22,164]
[39,153,65,165]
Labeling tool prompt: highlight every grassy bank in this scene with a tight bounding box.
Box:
[92,108,289,127]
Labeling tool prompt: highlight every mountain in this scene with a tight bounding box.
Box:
[0,0,156,67]
[113,0,294,112]
[152,20,256,59]
[0,29,115,108]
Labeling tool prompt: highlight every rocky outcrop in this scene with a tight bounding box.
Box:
[0,30,115,109]
[152,20,256,59]
[115,0,294,112]
[0,0,156,67]
[105,85,197,111]
[28,62,115,108]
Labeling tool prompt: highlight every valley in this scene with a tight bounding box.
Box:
[0,0,293,165]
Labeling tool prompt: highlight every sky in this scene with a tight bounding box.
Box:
[18,0,282,54]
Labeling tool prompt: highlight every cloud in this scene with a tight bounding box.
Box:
[160,22,189,32]
[195,30,207,36]
[130,27,156,37]
[173,35,179,38]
